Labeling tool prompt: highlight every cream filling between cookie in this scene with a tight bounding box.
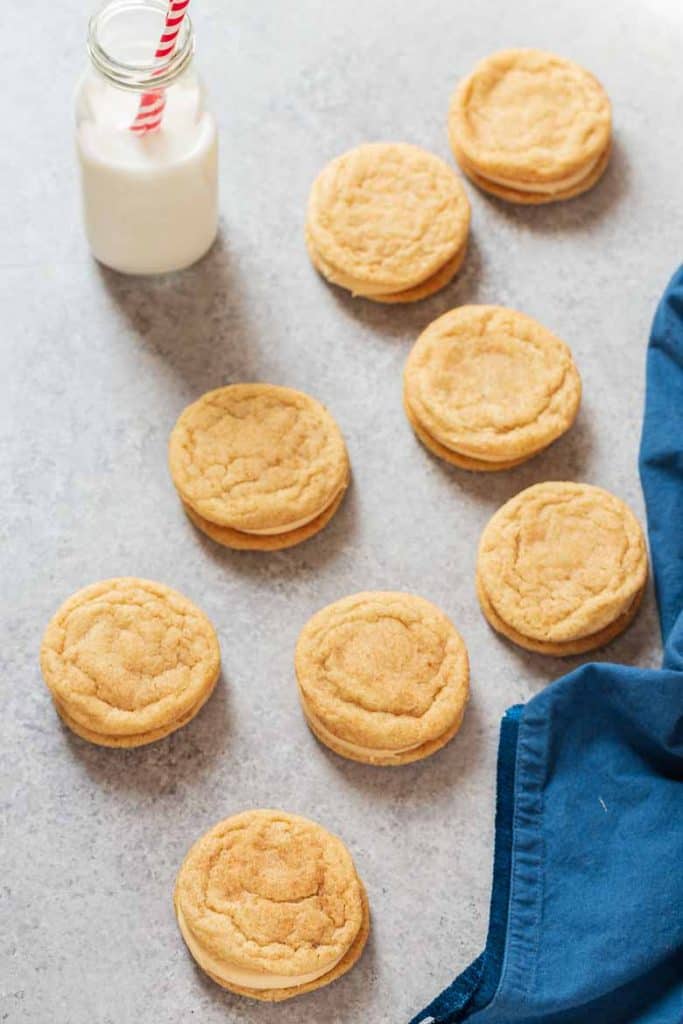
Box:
[306,225,465,298]
[472,152,604,195]
[176,906,349,990]
[304,703,430,759]
[242,482,347,535]
[404,394,534,465]
[53,684,214,745]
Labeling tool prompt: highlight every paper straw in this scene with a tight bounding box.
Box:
[130,0,191,134]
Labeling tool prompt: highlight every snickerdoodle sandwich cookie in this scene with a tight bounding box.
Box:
[169,384,350,550]
[477,482,648,655]
[174,810,369,1001]
[40,578,220,746]
[295,592,469,765]
[306,143,470,302]
[404,305,581,470]
[449,49,612,204]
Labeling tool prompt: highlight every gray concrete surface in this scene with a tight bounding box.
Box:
[2,1,681,1021]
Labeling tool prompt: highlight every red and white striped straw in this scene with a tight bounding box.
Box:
[130,0,191,135]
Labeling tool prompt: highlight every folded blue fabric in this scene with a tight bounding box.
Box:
[410,266,683,1024]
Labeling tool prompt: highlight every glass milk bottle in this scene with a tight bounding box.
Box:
[75,0,218,274]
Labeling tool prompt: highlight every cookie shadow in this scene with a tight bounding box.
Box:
[179,476,361,581]
[481,580,661,698]
[306,693,488,809]
[61,670,233,794]
[97,227,267,391]
[407,403,598,515]
[311,232,488,341]
[473,136,629,235]
[186,917,378,1022]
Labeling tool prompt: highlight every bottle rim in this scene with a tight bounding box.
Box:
[88,0,195,90]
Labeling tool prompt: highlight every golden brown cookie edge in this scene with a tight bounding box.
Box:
[182,482,347,550]
[53,670,218,747]
[306,226,467,303]
[300,694,467,766]
[476,570,645,656]
[452,139,611,205]
[404,395,534,470]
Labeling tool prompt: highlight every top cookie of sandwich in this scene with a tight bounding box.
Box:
[307,143,470,294]
[296,592,469,755]
[174,810,365,980]
[477,482,648,644]
[40,577,221,740]
[449,49,611,185]
[404,305,581,463]
[168,384,349,533]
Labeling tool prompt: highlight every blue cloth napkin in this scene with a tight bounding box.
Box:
[410,267,683,1024]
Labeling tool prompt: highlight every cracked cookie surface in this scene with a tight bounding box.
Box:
[40,578,221,746]
[404,305,581,465]
[306,143,470,295]
[174,810,368,1000]
[168,384,349,533]
[477,483,647,647]
[449,49,611,202]
[295,592,469,764]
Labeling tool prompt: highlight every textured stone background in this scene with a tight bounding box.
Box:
[2,1,681,1021]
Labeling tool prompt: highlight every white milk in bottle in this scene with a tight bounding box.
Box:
[76,0,218,275]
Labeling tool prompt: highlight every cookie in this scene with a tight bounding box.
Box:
[40,578,221,746]
[169,384,349,544]
[295,592,469,765]
[174,810,369,1001]
[404,306,581,469]
[449,50,611,203]
[306,143,470,300]
[477,483,648,654]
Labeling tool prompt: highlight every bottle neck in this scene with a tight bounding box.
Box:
[88,0,195,91]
